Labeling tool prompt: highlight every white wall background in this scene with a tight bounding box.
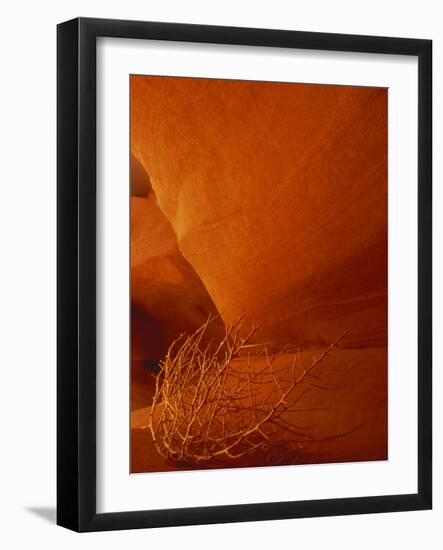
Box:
[0,0,440,548]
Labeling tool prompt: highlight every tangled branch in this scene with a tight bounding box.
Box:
[149,316,358,466]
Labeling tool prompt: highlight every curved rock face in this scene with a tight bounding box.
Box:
[131,153,151,197]
[130,156,223,363]
[131,77,387,349]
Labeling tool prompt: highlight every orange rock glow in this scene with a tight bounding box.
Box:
[130,76,388,473]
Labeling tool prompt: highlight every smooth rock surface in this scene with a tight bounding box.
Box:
[130,159,223,362]
[131,76,387,349]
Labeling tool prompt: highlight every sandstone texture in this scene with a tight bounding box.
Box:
[131,77,387,349]
[130,76,388,471]
[130,156,222,363]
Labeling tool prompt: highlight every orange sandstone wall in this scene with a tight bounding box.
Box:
[131,76,387,350]
[130,155,222,362]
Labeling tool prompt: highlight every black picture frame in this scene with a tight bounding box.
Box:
[57,17,432,532]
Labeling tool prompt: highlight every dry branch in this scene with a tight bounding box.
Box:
[149,316,358,466]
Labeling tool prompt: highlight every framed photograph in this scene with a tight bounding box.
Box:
[57,17,432,531]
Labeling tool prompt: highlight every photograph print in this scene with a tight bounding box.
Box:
[129,75,388,474]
